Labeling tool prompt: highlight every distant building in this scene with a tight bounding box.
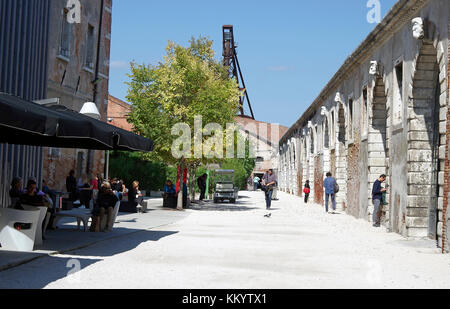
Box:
[235,116,288,178]
[107,95,133,132]
[43,0,113,191]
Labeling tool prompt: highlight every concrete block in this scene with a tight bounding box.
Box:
[439,92,447,107]
[407,150,432,162]
[408,185,431,196]
[407,227,428,238]
[411,99,432,109]
[407,208,429,217]
[414,70,437,82]
[438,210,443,222]
[438,197,444,210]
[439,68,446,84]
[406,217,429,228]
[368,151,387,159]
[369,158,386,167]
[368,134,385,144]
[408,196,432,207]
[437,222,443,236]
[409,118,433,132]
[408,141,432,150]
[439,107,448,121]
[408,162,431,172]
[438,172,445,186]
[439,122,447,135]
[408,131,430,141]
[369,167,386,174]
[407,172,432,185]
[408,107,433,120]
[368,143,386,152]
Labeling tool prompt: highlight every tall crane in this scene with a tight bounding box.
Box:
[222,25,255,120]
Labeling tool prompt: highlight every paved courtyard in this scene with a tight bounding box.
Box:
[1,191,450,289]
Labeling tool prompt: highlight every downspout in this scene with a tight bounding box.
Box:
[90,0,106,178]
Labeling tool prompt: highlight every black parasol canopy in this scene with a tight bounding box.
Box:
[0,92,153,152]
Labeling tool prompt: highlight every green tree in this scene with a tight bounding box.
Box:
[126,37,241,208]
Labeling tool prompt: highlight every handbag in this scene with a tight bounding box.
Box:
[334,182,340,194]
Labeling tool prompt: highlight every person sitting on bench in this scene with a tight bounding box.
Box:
[119,181,143,213]
[163,180,177,198]
[90,182,118,232]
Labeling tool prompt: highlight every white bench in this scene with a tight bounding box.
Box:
[101,201,121,231]
[21,205,50,246]
[53,201,120,232]
[53,209,92,232]
[0,208,41,252]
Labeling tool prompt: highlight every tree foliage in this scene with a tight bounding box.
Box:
[126,37,241,166]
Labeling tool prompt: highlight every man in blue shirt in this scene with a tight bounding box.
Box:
[164,180,177,197]
[323,172,337,214]
[372,174,387,227]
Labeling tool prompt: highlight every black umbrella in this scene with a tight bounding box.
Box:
[0,93,153,152]
[48,105,154,152]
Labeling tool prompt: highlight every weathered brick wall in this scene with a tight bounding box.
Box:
[314,155,324,204]
[347,142,361,218]
[107,95,133,131]
[330,149,336,178]
[443,21,450,253]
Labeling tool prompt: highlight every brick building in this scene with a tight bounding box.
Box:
[43,0,113,191]
[107,95,133,132]
[278,0,450,252]
[235,116,288,178]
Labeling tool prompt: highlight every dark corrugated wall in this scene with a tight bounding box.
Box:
[0,0,51,207]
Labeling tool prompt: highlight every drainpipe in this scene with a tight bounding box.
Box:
[90,0,106,178]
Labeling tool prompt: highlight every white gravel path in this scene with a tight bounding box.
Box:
[1,191,450,289]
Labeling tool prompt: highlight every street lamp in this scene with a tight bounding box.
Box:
[80,102,100,120]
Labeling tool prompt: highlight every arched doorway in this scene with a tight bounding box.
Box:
[323,116,331,187]
[407,39,445,239]
[368,75,389,224]
[336,103,347,210]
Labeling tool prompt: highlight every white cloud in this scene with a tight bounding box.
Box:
[267,66,294,72]
[110,60,129,69]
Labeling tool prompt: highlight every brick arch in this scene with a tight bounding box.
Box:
[407,32,446,239]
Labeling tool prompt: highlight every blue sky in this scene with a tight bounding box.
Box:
[109,0,398,128]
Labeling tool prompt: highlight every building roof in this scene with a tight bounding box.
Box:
[235,116,289,145]
[280,0,431,144]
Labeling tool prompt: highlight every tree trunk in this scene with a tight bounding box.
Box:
[177,160,184,210]
[191,166,197,202]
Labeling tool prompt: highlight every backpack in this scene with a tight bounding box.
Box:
[303,187,310,194]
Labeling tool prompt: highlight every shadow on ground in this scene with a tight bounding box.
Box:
[0,230,178,289]
[188,200,258,212]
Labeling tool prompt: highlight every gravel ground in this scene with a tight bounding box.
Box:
[1,191,450,289]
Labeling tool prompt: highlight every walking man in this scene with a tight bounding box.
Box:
[262,169,277,210]
[372,174,387,227]
[323,172,337,214]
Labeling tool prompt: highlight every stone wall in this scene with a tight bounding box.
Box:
[278,0,449,249]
